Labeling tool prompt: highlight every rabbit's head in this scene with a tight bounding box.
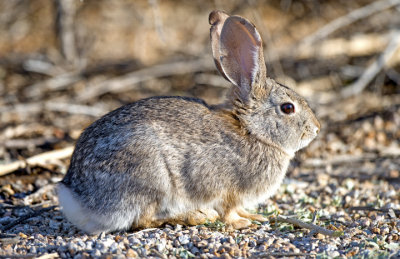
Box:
[210,11,320,156]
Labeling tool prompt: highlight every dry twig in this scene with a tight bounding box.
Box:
[257,252,316,258]
[24,58,213,99]
[276,215,341,237]
[3,137,60,149]
[0,206,57,232]
[341,30,400,97]
[24,72,82,98]
[150,249,167,259]
[349,206,400,216]
[77,58,214,101]
[36,253,59,259]
[23,59,62,76]
[0,146,74,177]
[148,0,166,43]
[297,32,392,59]
[0,101,107,119]
[303,153,377,168]
[301,0,400,46]
[194,73,230,88]
[45,102,107,117]
[56,0,78,64]
[23,184,56,206]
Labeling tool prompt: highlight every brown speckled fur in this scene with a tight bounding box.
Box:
[58,11,320,234]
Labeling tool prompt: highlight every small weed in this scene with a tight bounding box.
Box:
[173,248,195,258]
[331,195,342,207]
[203,219,226,231]
[259,204,279,217]
[299,194,316,205]
[235,234,244,244]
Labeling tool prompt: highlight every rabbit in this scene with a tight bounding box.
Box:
[58,10,320,234]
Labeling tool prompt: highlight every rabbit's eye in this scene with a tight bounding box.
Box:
[281,103,295,114]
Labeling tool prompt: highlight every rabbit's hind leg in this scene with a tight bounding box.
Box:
[134,217,164,229]
[165,209,219,226]
[133,203,166,229]
[133,208,220,229]
[236,207,268,222]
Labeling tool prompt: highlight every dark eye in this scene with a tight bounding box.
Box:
[281,103,295,114]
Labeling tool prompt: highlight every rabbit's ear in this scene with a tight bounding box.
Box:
[211,12,268,103]
[209,10,231,81]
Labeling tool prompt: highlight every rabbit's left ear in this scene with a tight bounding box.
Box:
[210,11,269,104]
[209,10,230,81]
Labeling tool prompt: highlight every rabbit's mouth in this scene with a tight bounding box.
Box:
[297,139,311,152]
[298,131,317,150]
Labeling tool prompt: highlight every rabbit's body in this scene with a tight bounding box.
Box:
[59,96,291,234]
[59,11,320,234]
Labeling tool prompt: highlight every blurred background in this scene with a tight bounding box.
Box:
[0,0,399,179]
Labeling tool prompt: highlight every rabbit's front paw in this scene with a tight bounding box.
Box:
[237,207,268,222]
[185,209,220,225]
[185,211,209,225]
[224,210,252,229]
[199,208,220,222]
[165,209,220,226]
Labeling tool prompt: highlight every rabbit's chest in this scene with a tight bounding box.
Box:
[242,159,289,209]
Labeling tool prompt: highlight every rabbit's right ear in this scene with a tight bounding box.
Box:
[209,11,269,104]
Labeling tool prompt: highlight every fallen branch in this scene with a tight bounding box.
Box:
[386,67,400,84]
[276,215,341,237]
[36,253,59,259]
[24,72,82,98]
[0,101,107,120]
[194,73,230,88]
[349,206,400,216]
[23,59,62,76]
[150,249,167,259]
[0,206,57,232]
[0,146,74,177]
[302,153,377,168]
[301,0,400,46]
[45,102,107,117]
[296,32,392,59]
[23,184,56,206]
[257,252,316,258]
[77,57,214,101]
[56,0,78,64]
[148,0,166,43]
[303,143,400,168]
[317,92,400,122]
[341,30,400,97]
[3,137,60,149]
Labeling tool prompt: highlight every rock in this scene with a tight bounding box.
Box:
[126,248,138,258]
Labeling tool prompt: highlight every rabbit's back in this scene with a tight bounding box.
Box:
[62,96,224,198]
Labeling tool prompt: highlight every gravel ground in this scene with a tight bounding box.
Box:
[1,103,400,258]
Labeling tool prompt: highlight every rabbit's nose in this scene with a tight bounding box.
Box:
[314,126,320,135]
[313,116,321,135]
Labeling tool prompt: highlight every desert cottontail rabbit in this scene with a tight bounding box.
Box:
[58,10,320,234]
